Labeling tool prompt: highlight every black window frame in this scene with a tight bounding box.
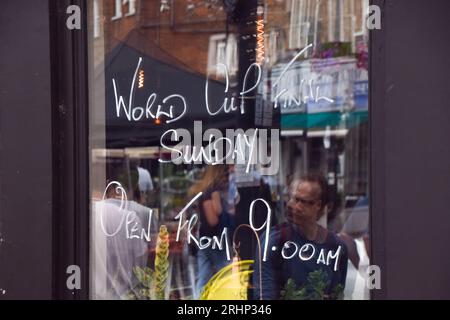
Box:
[49,0,380,300]
[3,0,447,300]
[50,0,90,300]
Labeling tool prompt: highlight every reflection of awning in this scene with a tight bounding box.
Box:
[103,42,232,148]
[281,110,368,130]
[98,30,242,149]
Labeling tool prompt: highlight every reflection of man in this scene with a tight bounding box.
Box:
[137,166,154,205]
[92,181,148,300]
[253,173,348,300]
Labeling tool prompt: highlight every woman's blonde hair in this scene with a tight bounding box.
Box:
[188,165,229,197]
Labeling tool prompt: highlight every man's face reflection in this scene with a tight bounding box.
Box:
[287,181,322,224]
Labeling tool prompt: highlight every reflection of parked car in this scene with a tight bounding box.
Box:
[342,196,369,238]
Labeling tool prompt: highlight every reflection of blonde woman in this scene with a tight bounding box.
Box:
[189,165,232,298]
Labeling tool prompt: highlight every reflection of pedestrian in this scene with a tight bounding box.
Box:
[188,165,233,298]
[92,182,148,300]
[253,173,348,300]
[137,166,154,205]
[225,165,240,215]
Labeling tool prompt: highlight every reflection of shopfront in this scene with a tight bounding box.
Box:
[4,0,450,301]
[278,54,369,233]
[86,0,372,301]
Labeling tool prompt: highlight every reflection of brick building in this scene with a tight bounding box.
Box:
[91,0,369,73]
[92,0,230,75]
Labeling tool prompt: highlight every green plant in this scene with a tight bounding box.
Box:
[280,269,344,300]
[154,225,170,300]
[125,225,170,300]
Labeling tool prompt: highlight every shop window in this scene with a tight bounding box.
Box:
[207,34,239,79]
[88,0,370,300]
[112,0,136,20]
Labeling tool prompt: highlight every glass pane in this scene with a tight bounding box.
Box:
[88,0,370,300]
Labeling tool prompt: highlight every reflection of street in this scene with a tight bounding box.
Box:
[89,0,371,301]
